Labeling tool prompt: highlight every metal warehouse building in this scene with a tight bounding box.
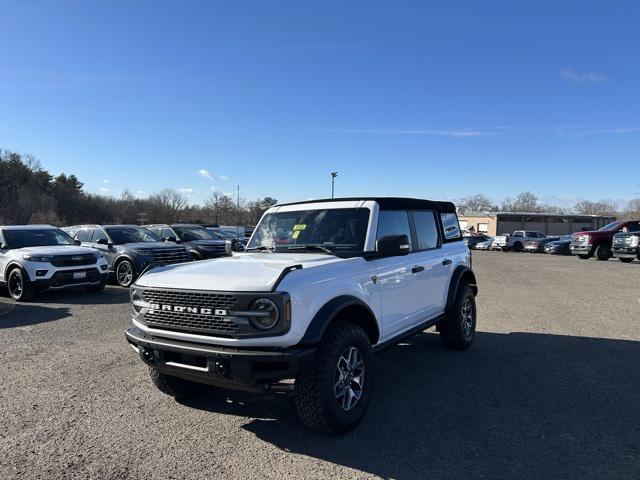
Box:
[458,212,616,236]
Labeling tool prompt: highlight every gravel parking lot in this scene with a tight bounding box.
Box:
[1,252,639,480]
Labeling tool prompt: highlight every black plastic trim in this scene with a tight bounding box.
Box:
[271,264,302,291]
[445,265,478,313]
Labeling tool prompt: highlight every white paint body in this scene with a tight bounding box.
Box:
[133,200,471,348]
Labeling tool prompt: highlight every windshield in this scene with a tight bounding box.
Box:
[247,208,370,255]
[598,221,621,232]
[3,228,76,248]
[173,226,217,241]
[206,229,235,240]
[105,227,161,244]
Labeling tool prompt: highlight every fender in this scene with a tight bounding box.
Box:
[3,261,26,283]
[113,254,138,274]
[298,295,380,346]
[445,265,478,312]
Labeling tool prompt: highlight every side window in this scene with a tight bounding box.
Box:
[92,228,109,244]
[513,232,523,238]
[439,212,461,241]
[377,210,412,251]
[412,211,440,250]
[75,229,92,242]
[162,228,174,239]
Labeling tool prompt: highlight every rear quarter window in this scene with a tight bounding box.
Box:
[440,213,461,241]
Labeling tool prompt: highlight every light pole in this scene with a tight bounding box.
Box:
[331,171,338,198]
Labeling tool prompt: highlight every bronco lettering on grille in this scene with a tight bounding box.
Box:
[148,303,228,316]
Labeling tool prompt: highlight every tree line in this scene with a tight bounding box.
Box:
[456,192,640,219]
[0,150,277,226]
[2,150,639,226]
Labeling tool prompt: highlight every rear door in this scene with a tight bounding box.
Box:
[409,210,450,317]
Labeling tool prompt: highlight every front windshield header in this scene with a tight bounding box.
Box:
[247,208,370,255]
[4,228,76,249]
[105,227,161,244]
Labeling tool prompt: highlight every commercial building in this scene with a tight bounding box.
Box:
[459,212,616,236]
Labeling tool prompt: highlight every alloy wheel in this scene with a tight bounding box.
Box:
[461,296,474,337]
[9,272,23,298]
[334,346,365,411]
[117,262,133,286]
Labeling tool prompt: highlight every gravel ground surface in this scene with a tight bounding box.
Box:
[1,252,639,479]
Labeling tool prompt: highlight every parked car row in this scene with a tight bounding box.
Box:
[466,220,640,264]
[0,223,248,301]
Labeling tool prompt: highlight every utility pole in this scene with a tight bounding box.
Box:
[331,171,338,198]
[237,185,240,237]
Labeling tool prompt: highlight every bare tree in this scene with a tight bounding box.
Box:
[457,194,497,214]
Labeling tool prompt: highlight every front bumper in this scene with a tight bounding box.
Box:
[612,247,639,259]
[31,268,108,291]
[570,244,591,255]
[125,327,316,392]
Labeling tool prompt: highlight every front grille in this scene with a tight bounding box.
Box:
[141,289,239,335]
[51,254,97,267]
[50,268,101,287]
[148,248,190,264]
[200,244,227,254]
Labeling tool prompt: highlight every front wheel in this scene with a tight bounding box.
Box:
[294,323,373,434]
[7,268,35,302]
[618,257,634,263]
[512,242,523,252]
[439,285,476,350]
[115,259,136,287]
[594,244,612,261]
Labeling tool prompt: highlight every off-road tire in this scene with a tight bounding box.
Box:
[7,268,35,302]
[618,257,634,263]
[439,285,476,350]
[148,367,206,398]
[294,322,373,434]
[594,244,612,261]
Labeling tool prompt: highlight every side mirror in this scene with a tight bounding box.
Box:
[96,238,109,245]
[74,240,81,246]
[376,234,410,257]
[165,236,180,243]
[0,243,7,250]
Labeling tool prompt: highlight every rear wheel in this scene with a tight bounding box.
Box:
[7,268,35,302]
[148,367,206,398]
[594,244,612,261]
[618,257,634,263]
[294,322,373,434]
[115,259,136,287]
[439,285,476,350]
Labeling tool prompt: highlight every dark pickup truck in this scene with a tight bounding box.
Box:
[570,220,640,261]
[612,231,640,263]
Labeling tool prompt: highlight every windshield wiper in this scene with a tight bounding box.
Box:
[287,244,334,255]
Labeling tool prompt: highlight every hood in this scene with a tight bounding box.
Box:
[185,239,227,247]
[16,245,99,256]
[135,252,345,291]
[122,241,185,249]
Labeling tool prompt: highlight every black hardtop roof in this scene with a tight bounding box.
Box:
[276,197,456,213]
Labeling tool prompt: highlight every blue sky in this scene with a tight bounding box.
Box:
[1,1,639,207]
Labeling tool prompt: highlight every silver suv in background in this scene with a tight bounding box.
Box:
[0,225,109,301]
[143,224,230,259]
[493,230,546,252]
[68,225,192,287]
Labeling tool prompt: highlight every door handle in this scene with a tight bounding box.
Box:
[442,259,452,266]
[411,266,424,273]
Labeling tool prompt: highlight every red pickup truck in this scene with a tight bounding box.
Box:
[570,220,640,260]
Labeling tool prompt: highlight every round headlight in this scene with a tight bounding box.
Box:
[130,288,148,314]
[249,298,279,330]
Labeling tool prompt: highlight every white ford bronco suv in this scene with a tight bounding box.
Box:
[125,197,478,433]
[0,225,110,301]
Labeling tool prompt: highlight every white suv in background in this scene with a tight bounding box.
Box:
[0,225,109,301]
[125,197,478,433]
[493,230,546,252]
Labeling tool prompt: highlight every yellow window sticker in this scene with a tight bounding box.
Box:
[293,224,306,231]
[292,230,301,239]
